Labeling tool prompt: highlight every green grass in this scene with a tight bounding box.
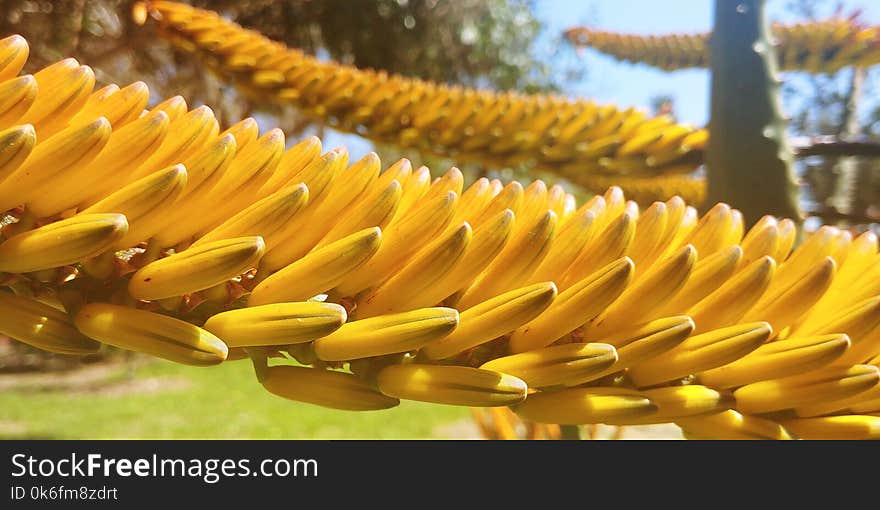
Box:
[0,358,473,439]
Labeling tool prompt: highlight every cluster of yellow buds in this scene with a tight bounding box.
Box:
[558,172,707,207]
[565,17,880,74]
[2,29,880,440]
[134,1,707,200]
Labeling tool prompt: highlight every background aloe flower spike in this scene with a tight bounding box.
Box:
[565,16,880,74]
[1,13,880,441]
[134,1,707,196]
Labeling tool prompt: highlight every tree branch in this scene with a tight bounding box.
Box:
[791,136,880,158]
[803,206,880,224]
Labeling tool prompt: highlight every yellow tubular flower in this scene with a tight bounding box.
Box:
[3,32,880,440]
[565,18,880,74]
[135,1,706,186]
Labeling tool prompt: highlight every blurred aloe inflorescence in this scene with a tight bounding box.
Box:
[134,1,708,204]
[565,16,880,74]
[1,7,880,440]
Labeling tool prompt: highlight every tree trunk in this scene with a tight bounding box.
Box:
[706,0,800,227]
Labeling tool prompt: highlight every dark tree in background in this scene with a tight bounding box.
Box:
[204,0,561,93]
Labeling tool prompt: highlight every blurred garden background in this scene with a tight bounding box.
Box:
[1,0,879,439]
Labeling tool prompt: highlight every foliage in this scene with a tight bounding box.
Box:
[201,0,563,93]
